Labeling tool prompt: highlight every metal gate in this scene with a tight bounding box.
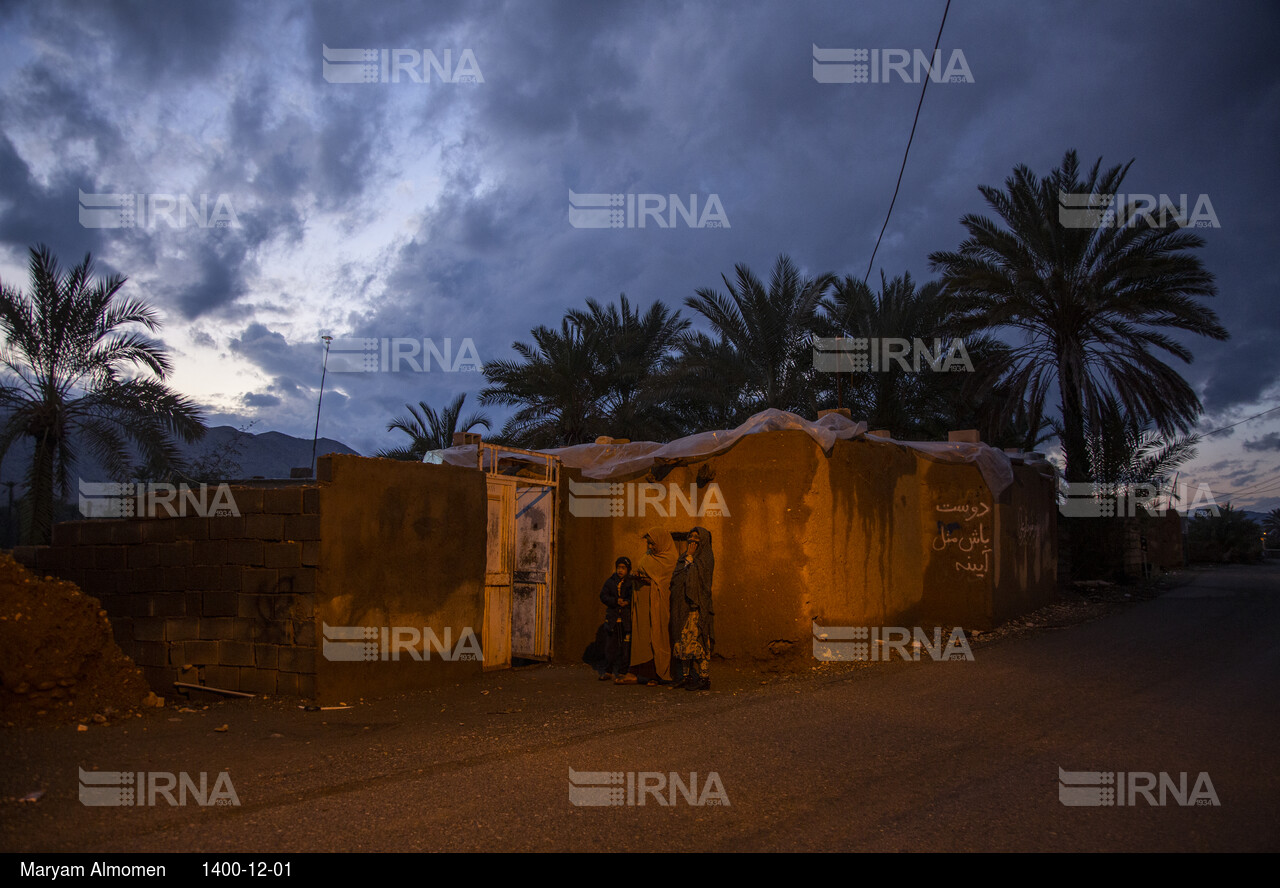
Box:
[481,445,559,669]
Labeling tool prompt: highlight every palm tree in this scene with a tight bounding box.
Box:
[480,318,608,448]
[1074,393,1199,508]
[818,271,1005,440]
[664,330,755,435]
[1262,507,1280,548]
[566,294,689,441]
[681,254,835,422]
[0,244,206,544]
[377,393,490,460]
[928,151,1228,482]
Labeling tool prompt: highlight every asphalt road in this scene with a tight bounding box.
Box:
[3,562,1278,852]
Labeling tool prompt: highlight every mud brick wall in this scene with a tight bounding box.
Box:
[16,485,319,697]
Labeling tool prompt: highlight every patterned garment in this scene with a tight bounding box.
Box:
[673,610,708,660]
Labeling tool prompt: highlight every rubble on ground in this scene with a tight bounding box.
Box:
[0,552,151,725]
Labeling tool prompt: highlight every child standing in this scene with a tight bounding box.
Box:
[599,556,635,683]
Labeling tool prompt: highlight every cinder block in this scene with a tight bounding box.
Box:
[244,513,284,540]
[152,592,187,616]
[52,522,82,546]
[164,617,201,641]
[118,593,152,617]
[264,542,301,569]
[216,566,243,591]
[242,568,279,596]
[76,570,108,597]
[302,488,319,514]
[254,644,279,669]
[315,458,333,482]
[133,640,167,667]
[203,665,240,690]
[290,594,315,621]
[276,568,315,596]
[93,546,127,570]
[274,671,299,696]
[208,517,245,540]
[133,620,167,642]
[301,540,320,566]
[283,514,320,541]
[136,567,165,593]
[202,591,239,617]
[230,488,263,514]
[278,646,316,674]
[258,620,291,645]
[173,516,209,541]
[160,541,193,567]
[199,616,235,640]
[192,539,227,565]
[241,594,290,621]
[293,620,316,646]
[297,673,316,699]
[113,522,144,545]
[80,523,113,545]
[263,487,302,514]
[139,520,176,543]
[93,571,121,596]
[182,640,219,664]
[141,665,178,691]
[127,545,160,570]
[228,618,258,643]
[228,539,264,566]
[219,640,255,667]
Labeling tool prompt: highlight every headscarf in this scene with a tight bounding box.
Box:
[630,526,675,679]
[671,526,715,653]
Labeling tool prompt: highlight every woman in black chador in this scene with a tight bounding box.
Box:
[670,526,714,691]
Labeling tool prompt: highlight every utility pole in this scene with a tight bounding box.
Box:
[311,335,333,477]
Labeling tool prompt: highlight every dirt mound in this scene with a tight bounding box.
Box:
[0,552,150,724]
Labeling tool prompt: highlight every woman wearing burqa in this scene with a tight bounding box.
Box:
[628,527,675,685]
[670,526,714,691]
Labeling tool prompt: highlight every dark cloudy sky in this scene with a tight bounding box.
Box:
[1,0,1277,510]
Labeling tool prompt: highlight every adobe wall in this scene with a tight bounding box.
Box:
[554,430,1057,663]
[313,455,486,703]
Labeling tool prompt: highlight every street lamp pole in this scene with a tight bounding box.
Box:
[311,335,333,476]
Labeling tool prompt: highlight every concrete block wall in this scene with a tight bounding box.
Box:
[15,484,319,697]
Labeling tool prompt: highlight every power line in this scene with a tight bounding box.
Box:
[1218,474,1280,501]
[863,0,952,284]
[1198,403,1280,438]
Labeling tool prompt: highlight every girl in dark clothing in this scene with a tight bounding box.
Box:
[599,556,634,682]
